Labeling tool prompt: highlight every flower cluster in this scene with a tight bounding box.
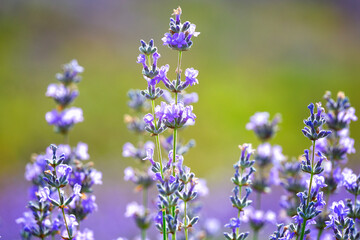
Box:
[224,144,256,240]
[324,200,359,240]
[313,91,358,238]
[123,6,206,240]
[245,112,282,238]
[45,60,84,134]
[18,5,360,240]
[246,112,281,142]
[284,103,331,240]
[162,7,200,51]
[18,60,101,240]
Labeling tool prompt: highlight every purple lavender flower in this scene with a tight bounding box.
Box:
[45,144,72,162]
[124,167,136,182]
[341,168,358,194]
[184,68,199,86]
[246,112,281,141]
[38,187,50,202]
[56,164,72,179]
[137,54,147,69]
[325,200,355,239]
[75,228,94,240]
[242,207,276,231]
[73,183,82,197]
[45,107,84,133]
[162,7,200,51]
[25,162,43,182]
[302,103,331,141]
[143,148,155,165]
[75,142,90,160]
[89,169,102,185]
[315,131,355,163]
[56,59,84,84]
[224,218,241,234]
[324,91,358,131]
[127,89,149,111]
[125,202,146,218]
[154,64,170,84]
[255,143,285,167]
[122,141,154,160]
[330,200,349,219]
[82,195,98,214]
[157,102,196,129]
[46,83,79,107]
[16,211,37,232]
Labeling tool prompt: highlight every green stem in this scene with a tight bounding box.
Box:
[299,220,307,240]
[306,140,316,207]
[299,140,316,240]
[162,210,167,240]
[172,128,177,176]
[57,188,72,240]
[316,228,323,240]
[236,168,244,236]
[253,230,258,240]
[184,188,188,240]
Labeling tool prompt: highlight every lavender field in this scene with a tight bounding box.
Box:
[1,1,360,239]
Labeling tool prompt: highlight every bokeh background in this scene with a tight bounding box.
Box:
[1,0,360,239]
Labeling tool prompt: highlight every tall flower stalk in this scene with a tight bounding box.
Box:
[297,103,331,240]
[123,89,154,240]
[224,144,256,240]
[136,6,200,240]
[314,91,357,239]
[17,60,102,239]
[246,112,282,239]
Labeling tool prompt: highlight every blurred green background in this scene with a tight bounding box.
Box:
[1,0,360,239]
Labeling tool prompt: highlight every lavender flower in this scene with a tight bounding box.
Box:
[255,143,285,168]
[75,142,90,161]
[184,68,199,86]
[46,107,84,133]
[159,102,196,129]
[20,60,101,240]
[302,103,331,141]
[46,83,79,107]
[246,112,281,141]
[325,201,359,240]
[127,89,149,111]
[56,59,84,84]
[225,144,256,240]
[324,91,358,131]
[162,7,200,51]
[122,141,154,161]
[156,66,200,93]
[75,228,95,240]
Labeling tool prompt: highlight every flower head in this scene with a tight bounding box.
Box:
[246,112,281,141]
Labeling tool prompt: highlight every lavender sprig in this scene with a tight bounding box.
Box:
[224,144,256,240]
[314,91,357,239]
[297,103,331,240]
[138,6,200,240]
[18,60,100,239]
